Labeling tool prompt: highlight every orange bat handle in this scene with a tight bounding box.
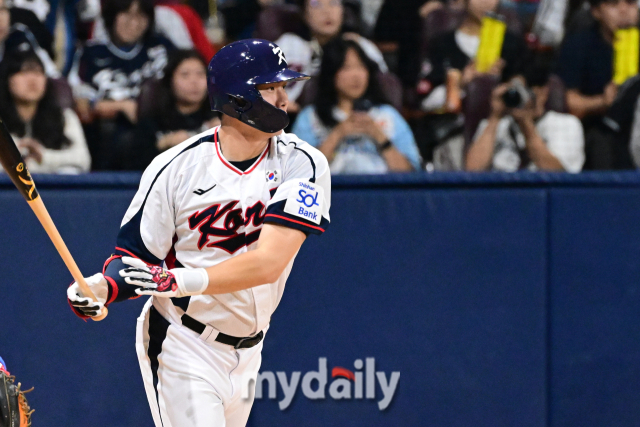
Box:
[27,197,108,321]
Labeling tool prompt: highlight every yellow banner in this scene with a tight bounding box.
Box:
[476,14,507,73]
[614,27,639,85]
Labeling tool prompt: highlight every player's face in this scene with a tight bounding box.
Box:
[305,0,343,40]
[9,62,47,104]
[172,58,208,107]
[0,0,10,43]
[113,1,150,45]
[466,0,499,21]
[334,48,369,101]
[257,81,289,113]
[592,0,639,34]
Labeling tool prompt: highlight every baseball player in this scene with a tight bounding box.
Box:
[66,39,331,427]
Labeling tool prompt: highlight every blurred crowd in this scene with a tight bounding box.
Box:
[1,0,640,174]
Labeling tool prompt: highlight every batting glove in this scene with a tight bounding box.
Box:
[119,257,209,298]
[67,272,109,318]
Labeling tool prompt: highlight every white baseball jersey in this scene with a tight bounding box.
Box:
[116,125,331,337]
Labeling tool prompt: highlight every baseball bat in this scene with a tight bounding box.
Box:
[0,118,107,321]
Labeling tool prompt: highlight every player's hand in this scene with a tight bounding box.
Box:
[119,257,209,298]
[67,273,109,318]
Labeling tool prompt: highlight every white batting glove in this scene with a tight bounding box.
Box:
[119,257,209,298]
[67,272,109,317]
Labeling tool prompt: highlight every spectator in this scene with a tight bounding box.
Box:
[292,38,421,174]
[466,65,585,172]
[275,0,388,110]
[413,0,526,168]
[92,2,216,62]
[68,0,174,170]
[599,74,640,168]
[0,52,90,173]
[556,0,638,169]
[133,49,220,170]
[0,0,59,77]
[418,0,526,113]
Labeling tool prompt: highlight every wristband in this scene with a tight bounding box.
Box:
[377,139,393,153]
[173,268,210,296]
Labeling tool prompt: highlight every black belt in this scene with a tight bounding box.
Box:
[181,313,264,349]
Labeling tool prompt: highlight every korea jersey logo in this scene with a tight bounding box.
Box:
[188,200,266,253]
[284,180,324,225]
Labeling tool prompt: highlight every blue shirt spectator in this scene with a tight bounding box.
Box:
[292,38,420,174]
[294,103,421,174]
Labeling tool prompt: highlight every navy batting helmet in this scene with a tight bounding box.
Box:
[207,39,309,133]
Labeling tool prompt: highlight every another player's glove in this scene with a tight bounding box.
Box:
[67,273,109,318]
[119,257,209,298]
[0,361,34,427]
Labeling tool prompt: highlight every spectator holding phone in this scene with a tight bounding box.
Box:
[292,38,421,174]
[275,0,387,110]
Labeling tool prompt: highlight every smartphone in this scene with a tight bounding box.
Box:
[353,98,373,112]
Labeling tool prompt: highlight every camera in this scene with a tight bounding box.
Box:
[502,80,531,109]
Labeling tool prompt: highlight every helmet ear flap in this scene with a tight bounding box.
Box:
[229,95,251,112]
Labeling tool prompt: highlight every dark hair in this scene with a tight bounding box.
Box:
[0,52,70,150]
[525,51,554,88]
[314,38,387,127]
[102,0,155,43]
[152,49,216,127]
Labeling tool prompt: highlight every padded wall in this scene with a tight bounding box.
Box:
[1,173,639,427]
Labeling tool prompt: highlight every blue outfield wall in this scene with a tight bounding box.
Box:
[1,172,640,427]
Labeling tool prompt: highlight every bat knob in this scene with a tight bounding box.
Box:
[92,307,109,322]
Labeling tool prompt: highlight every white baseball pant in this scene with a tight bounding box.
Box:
[136,300,263,427]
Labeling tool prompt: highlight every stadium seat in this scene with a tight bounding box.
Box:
[137,78,163,120]
[50,78,74,111]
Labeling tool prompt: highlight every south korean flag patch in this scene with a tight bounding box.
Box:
[284,180,324,225]
[266,169,279,183]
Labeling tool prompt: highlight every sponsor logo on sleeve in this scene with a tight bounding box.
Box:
[284,180,324,225]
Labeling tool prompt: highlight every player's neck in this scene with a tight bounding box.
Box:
[218,119,274,162]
